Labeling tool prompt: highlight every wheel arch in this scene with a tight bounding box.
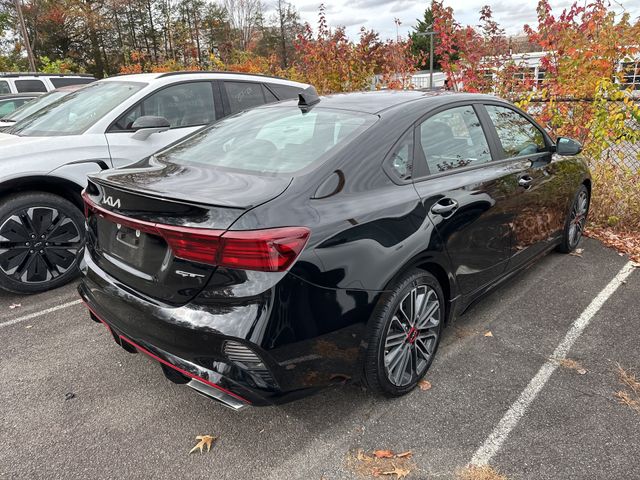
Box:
[0,176,85,211]
[382,251,458,324]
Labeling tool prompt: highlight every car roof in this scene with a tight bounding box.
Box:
[0,72,94,78]
[272,90,505,115]
[101,71,309,88]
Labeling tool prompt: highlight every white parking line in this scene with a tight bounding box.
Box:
[0,299,82,329]
[470,261,635,466]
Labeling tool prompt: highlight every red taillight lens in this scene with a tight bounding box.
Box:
[159,226,223,265]
[220,227,310,272]
[83,192,310,272]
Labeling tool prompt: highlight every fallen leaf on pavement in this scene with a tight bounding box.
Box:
[554,357,587,375]
[569,248,584,257]
[189,435,216,454]
[381,465,411,478]
[373,450,394,459]
[9,303,21,309]
[348,449,415,478]
[418,379,432,391]
[484,331,493,337]
[456,464,508,480]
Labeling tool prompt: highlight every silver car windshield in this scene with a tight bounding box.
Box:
[3,90,67,123]
[156,107,377,174]
[7,81,146,136]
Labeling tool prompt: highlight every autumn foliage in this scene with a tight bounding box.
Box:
[116,4,417,94]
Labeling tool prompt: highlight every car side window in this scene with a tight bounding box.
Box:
[0,81,10,94]
[262,84,278,102]
[268,84,303,100]
[111,82,216,131]
[50,77,95,88]
[386,132,413,181]
[417,105,491,174]
[224,81,266,114]
[15,79,47,93]
[485,105,546,158]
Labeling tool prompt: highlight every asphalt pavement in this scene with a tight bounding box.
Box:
[1,238,638,479]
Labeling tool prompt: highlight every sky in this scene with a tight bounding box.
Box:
[283,0,640,41]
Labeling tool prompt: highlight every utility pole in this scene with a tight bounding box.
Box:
[14,0,36,72]
[415,27,436,89]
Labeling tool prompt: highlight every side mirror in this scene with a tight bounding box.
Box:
[555,137,582,156]
[131,116,170,140]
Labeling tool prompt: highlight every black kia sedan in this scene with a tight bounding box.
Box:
[78,90,590,409]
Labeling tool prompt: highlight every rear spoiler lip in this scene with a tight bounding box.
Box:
[85,176,247,212]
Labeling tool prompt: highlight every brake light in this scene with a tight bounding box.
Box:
[160,227,222,265]
[83,192,310,272]
[220,228,310,272]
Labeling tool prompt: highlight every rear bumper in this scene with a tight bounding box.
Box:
[80,298,249,410]
[78,251,369,407]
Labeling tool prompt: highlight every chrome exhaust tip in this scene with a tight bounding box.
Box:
[186,379,248,411]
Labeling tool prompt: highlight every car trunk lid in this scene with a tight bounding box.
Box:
[84,164,292,305]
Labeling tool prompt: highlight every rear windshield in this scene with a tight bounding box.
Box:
[7,81,145,136]
[156,107,376,174]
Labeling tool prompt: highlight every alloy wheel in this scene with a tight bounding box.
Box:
[568,190,588,248]
[383,285,441,387]
[0,206,82,284]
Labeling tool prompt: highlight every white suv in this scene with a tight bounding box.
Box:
[0,73,96,93]
[0,71,311,293]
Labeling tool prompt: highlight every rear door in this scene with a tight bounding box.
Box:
[105,81,219,167]
[412,103,519,295]
[481,103,570,268]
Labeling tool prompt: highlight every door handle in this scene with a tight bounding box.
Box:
[518,175,533,188]
[431,198,458,215]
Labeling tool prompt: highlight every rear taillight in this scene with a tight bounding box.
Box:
[83,192,310,272]
[220,228,310,272]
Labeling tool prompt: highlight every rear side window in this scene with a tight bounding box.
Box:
[156,107,376,174]
[417,105,492,174]
[0,81,10,94]
[224,81,266,114]
[386,132,413,181]
[485,105,546,158]
[50,77,95,88]
[262,85,278,102]
[268,84,303,100]
[15,79,47,93]
[112,82,216,131]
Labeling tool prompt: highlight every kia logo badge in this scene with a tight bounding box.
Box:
[102,195,121,209]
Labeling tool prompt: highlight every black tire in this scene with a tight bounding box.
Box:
[557,184,590,254]
[0,192,85,294]
[363,269,444,397]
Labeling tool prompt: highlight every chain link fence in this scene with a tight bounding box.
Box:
[520,97,640,229]
[522,98,640,171]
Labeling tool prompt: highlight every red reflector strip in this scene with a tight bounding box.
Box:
[82,191,310,272]
[81,300,250,404]
[83,191,223,265]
